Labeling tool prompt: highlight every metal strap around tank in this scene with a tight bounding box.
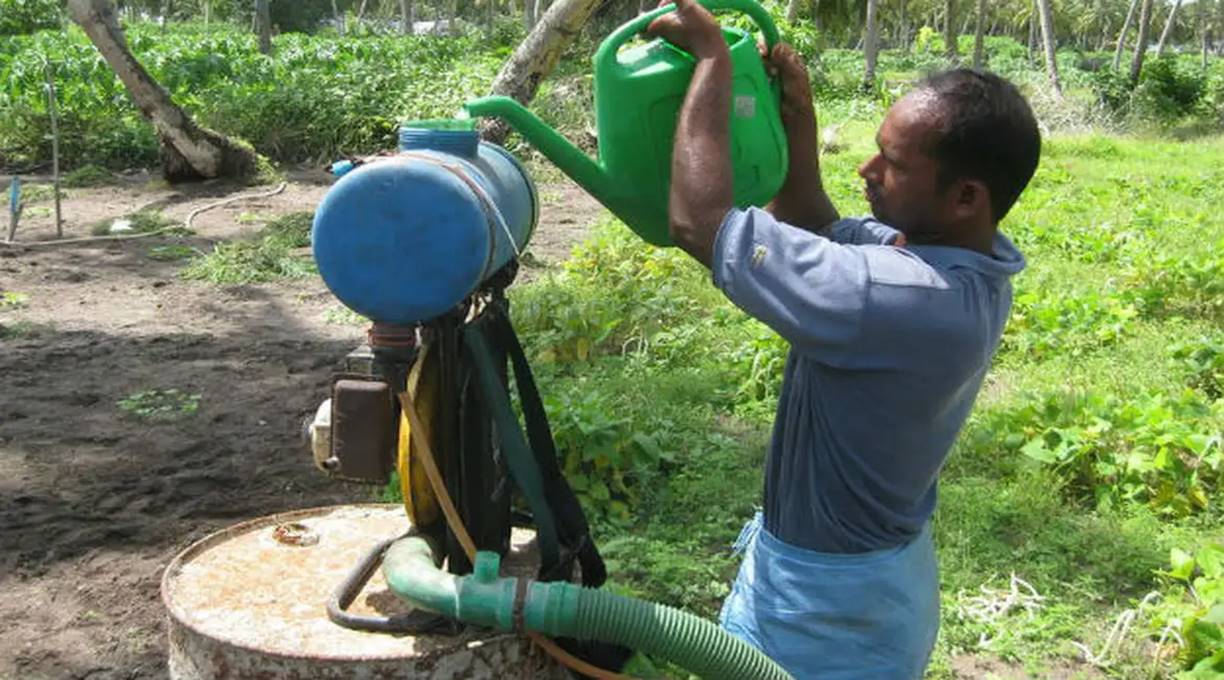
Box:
[397,151,522,282]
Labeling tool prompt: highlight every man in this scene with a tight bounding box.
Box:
[646,1,1039,677]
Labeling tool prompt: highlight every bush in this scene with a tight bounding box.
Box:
[1134,56,1207,120]
[0,0,61,36]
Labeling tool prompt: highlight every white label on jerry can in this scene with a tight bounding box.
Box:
[734,95,756,118]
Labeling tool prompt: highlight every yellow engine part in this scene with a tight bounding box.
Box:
[398,343,441,526]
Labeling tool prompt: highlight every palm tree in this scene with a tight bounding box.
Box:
[944,0,958,62]
[1156,0,1183,56]
[1113,0,1139,70]
[255,0,271,54]
[1130,0,1154,86]
[972,0,986,67]
[1035,0,1061,95]
[864,0,880,90]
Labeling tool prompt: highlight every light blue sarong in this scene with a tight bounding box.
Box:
[719,512,939,679]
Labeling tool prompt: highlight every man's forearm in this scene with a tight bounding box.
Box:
[669,53,734,267]
[768,117,838,234]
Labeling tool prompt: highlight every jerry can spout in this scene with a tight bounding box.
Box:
[463,96,619,211]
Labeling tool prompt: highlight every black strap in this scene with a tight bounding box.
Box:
[488,307,607,588]
[462,303,607,587]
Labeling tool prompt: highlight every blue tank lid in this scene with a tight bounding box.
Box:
[399,119,480,156]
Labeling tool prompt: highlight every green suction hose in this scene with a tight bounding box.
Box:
[383,536,792,680]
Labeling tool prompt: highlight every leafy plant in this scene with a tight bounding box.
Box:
[1150,544,1224,677]
[978,389,1222,517]
[545,385,672,527]
[1170,337,1224,399]
[1,291,29,309]
[1002,290,1138,359]
[117,389,201,421]
[62,164,113,187]
[182,211,314,284]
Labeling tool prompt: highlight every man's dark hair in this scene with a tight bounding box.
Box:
[915,69,1041,223]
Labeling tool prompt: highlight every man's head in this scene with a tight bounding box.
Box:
[858,69,1040,248]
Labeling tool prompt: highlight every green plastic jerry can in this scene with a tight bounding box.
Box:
[465,0,788,247]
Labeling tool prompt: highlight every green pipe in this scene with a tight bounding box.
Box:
[383,536,792,680]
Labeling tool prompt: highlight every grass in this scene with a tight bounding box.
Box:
[62,164,113,188]
[116,388,200,421]
[181,211,314,284]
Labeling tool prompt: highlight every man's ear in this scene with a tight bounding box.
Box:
[952,178,990,220]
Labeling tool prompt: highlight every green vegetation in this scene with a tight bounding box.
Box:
[146,244,198,261]
[4,17,1223,173]
[89,209,177,236]
[1,291,29,309]
[181,211,314,284]
[62,164,113,187]
[117,388,201,421]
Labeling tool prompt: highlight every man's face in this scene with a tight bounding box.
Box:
[857,93,951,238]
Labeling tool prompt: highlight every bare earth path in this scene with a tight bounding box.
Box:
[0,171,603,680]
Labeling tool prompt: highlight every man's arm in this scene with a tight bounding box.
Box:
[646,0,733,268]
[764,44,839,235]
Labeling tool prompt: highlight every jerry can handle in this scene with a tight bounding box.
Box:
[595,0,781,70]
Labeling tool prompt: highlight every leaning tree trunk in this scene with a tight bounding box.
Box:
[1035,0,1061,96]
[863,0,880,91]
[972,0,986,67]
[255,0,272,54]
[944,0,958,62]
[1130,0,1155,86]
[1027,10,1037,64]
[1156,0,1182,56]
[68,0,256,182]
[482,0,605,145]
[1113,0,1139,70]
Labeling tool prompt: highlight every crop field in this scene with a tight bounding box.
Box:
[1,9,1223,680]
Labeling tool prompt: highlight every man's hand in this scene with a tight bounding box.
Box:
[646,0,727,61]
[762,43,839,233]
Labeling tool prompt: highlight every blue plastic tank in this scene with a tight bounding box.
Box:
[313,125,537,325]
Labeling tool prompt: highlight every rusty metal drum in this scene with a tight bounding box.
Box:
[161,504,564,679]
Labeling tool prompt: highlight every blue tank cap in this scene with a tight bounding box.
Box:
[400,119,480,157]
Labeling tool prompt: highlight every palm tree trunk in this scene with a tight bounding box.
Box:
[1199,0,1208,69]
[944,0,958,62]
[255,0,272,54]
[1035,0,1061,95]
[67,0,256,182]
[1113,0,1139,70]
[1027,11,1037,64]
[1156,0,1182,57]
[972,0,986,68]
[864,0,880,91]
[332,0,345,35]
[401,0,414,34]
[1130,0,1155,86]
[899,0,908,51]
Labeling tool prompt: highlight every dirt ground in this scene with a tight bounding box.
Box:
[0,168,603,680]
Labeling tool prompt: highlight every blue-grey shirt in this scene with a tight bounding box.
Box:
[712,208,1026,553]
